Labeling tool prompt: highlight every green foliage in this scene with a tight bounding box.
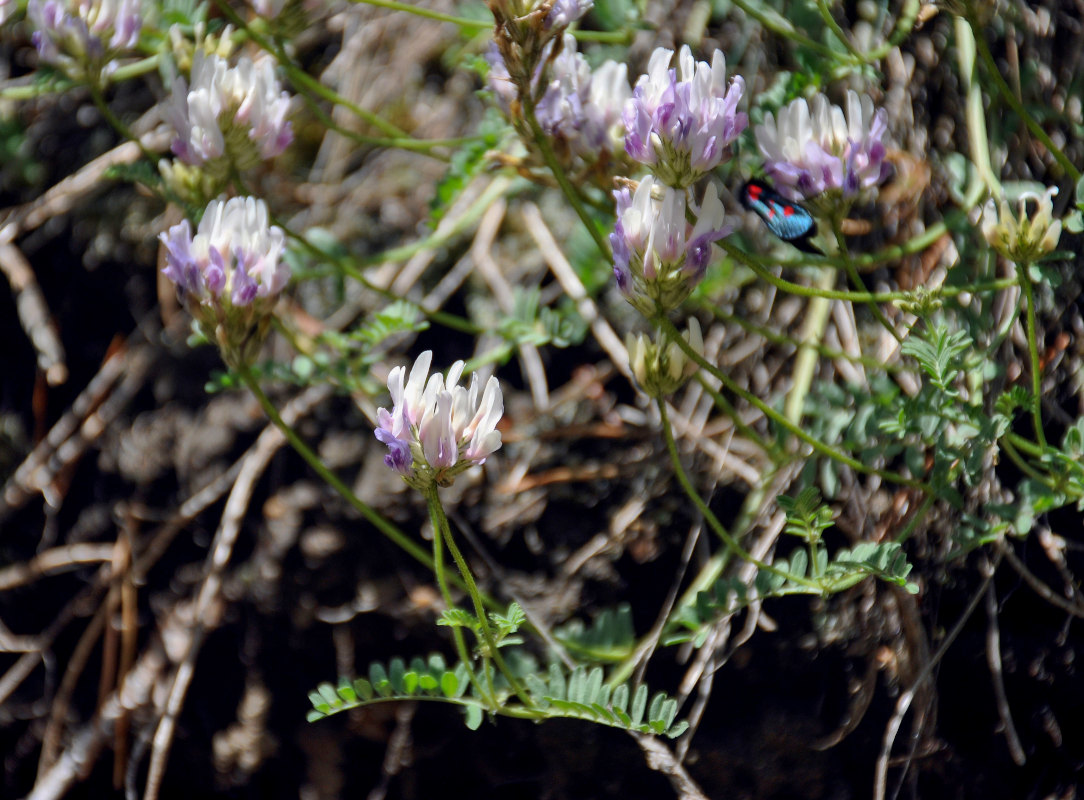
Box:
[307,656,689,738]
[778,487,835,544]
[494,288,588,350]
[438,602,527,650]
[526,664,689,738]
[430,111,508,225]
[669,539,916,646]
[306,654,470,722]
[556,604,636,662]
[204,300,430,394]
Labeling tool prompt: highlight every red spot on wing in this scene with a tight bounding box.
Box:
[783,205,795,217]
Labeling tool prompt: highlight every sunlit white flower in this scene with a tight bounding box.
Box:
[160,196,288,307]
[627,318,704,398]
[623,45,747,188]
[1,0,16,25]
[610,176,731,315]
[159,196,288,366]
[168,50,293,169]
[754,90,890,204]
[28,0,142,79]
[981,186,1062,263]
[375,352,504,486]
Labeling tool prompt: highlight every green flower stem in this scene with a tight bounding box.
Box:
[834,227,903,344]
[731,0,856,63]
[109,54,162,83]
[815,0,865,62]
[609,462,787,687]
[87,83,157,164]
[692,373,782,462]
[289,84,459,157]
[212,0,408,141]
[1017,263,1048,449]
[355,0,491,30]
[1000,435,1053,486]
[892,493,935,544]
[1003,431,1043,459]
[971,19,1082,184]
[239,367,471,586]
[655,315,932,492]
[520,99,612,259]
[865,0,921,61]
[571,29,634,44]
[708,303,904,374]
[784,267,835,425]
[723,242,1018,303]
[283,177,521,337]
[425,488,489,705]
[423,484,535,709]
[657,398,821,591]
[954,19,1001,196]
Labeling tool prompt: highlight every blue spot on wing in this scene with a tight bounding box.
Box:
[740,179,819,253]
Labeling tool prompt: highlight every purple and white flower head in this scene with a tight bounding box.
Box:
[159,196,288,365]
[375,351,504,488]
[168,49,293,173]
[533,35,592,146]
[610,176,731,315]
[754,90,891,208]
[981,186,1062,264]
[27,0,142,80]
[488,0,593,139]
[623,45,748,189]
[488,34,630,164]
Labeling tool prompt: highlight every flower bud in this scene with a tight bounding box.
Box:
[981,186,1062,264]
[626,319,703,398]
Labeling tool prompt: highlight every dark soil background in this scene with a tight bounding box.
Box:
[2,1,1084,799]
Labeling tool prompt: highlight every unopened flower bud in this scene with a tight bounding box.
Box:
[626,319,704,398]
[981,186,1062,264]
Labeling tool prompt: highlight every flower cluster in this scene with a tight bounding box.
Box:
[488,34,629,165]
[167,49,293,174]
[610,176,730,315]
[1,0,15,25]
[27,0,142,81]
[627,318,704,398]
[754,90,890,206]
[623,46,747,189]
[981,186,1063,264]
[375,351,504,487]
[159,196,288,365]
[487,0,592,110]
